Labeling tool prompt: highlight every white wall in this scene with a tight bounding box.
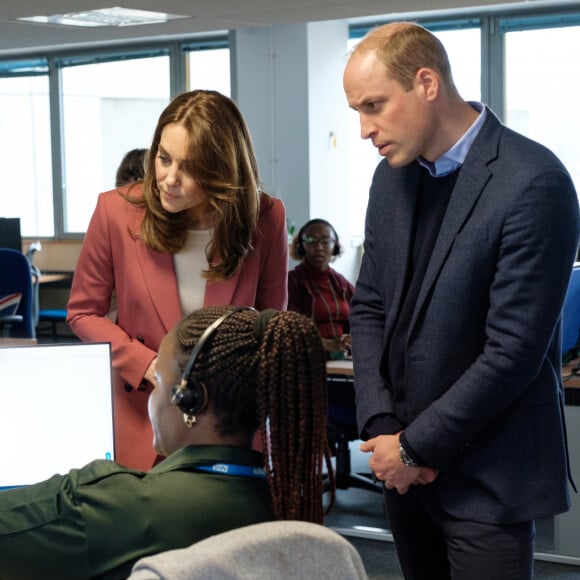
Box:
[231,21,361,284]
[231,25,310,225]
[306,20,360,283]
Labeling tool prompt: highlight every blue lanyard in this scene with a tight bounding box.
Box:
[194,463,266,479]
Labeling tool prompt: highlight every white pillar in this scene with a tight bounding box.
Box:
[230,21,360,283]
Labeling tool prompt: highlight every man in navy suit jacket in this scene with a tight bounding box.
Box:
[343,22,579,579]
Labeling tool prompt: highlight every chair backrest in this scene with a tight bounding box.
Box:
[563,265,580,353]
[0,217,22,252]
[128,520,369,580]
[0,248,35,338]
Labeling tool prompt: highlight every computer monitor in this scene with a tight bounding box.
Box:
[0,342,116,489]
[0,217,22,252]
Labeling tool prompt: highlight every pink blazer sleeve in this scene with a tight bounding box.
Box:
[67,189,178,389]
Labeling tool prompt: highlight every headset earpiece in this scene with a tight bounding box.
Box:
[171,378,208,416]
[296,241,305,258]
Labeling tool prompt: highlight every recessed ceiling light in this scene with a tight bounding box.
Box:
[17,7,189,28]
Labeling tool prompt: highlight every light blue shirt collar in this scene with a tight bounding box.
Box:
[418,102,486,177]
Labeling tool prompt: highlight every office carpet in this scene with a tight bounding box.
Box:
[341,534,580,580]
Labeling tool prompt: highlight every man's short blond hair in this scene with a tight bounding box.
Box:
[352,22,455,92]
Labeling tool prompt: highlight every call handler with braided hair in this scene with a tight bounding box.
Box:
[0,307,335,580]
[67,90,288,471]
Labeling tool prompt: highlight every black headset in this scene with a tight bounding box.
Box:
[171,307,254,417]
[295,218,341,259]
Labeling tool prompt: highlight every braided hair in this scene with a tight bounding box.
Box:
[173,306,335,523]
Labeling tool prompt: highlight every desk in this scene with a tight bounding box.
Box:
[326,358,354,377]
[561,359,580,406]
[327,357,580,398]
[39,273,71,285]
[0,337,37,345]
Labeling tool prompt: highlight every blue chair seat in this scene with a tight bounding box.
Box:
[38,309,67,341]
[38,309,67,320]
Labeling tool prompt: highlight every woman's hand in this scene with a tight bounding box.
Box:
[340,334,352,352]
[144,357,158,387]
[321,334,351,354]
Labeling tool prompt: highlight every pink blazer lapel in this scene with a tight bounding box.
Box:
[204,272,240,307]
[135,242,182,331]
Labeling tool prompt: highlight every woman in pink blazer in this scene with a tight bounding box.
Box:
[68,90,288,470]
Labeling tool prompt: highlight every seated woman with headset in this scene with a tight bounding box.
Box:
[288,218,355,358]
[0,307,335,580]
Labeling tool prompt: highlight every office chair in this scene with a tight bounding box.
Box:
[0,292,23,337]
[326,373,383,494]
[0,248,36,339]
[561,265,580,405]
[23,241,70,340]
[562,265,580,356]
[26,240,42,328]
[128,520,369,579]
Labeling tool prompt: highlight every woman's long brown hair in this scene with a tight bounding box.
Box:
[131,90,263,282]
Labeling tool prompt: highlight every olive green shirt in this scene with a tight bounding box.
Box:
[0,446,271,579]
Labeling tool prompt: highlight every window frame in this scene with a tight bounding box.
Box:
[0,36,229,240]
[344,7,580,238]
[2,5,580,240]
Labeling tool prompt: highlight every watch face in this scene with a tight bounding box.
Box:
[399,443,419,467]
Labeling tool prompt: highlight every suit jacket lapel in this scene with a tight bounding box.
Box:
[411,109,502,329]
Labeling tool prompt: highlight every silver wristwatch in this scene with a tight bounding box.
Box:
[399,442,419,467]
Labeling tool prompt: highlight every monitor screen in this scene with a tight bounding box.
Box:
[0,342,115,489]
[0,217,22,252]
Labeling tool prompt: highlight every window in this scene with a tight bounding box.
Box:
[431,27,481,102]
[0,39,230,239]
[186,45,230,95]
[503,20,580,193]
[59,53,170,233]
[0,61,53,237]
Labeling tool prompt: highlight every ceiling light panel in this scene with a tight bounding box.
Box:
[17,7,189,28]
